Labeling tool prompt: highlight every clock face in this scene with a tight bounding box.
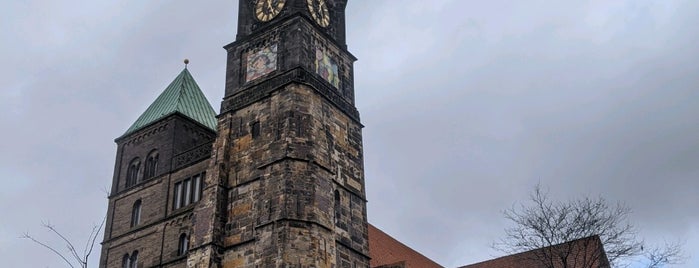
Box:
[255,0,286,22]
[306,0,330,27]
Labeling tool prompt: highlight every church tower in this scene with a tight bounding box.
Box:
[99,1,368,267]
[99,68,219,268]
[188,0,369,267]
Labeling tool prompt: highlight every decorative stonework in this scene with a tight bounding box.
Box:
[221,68,360,122]
[182,122,212,142]
[166,213,193,226]
[173,144,212,170]
[123,122,169,146]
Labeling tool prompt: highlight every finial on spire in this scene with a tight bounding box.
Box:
[184,58,189,69]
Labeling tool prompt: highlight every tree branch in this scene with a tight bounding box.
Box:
[22,217,106,268]
[645,239,686,268]
[84,216,106,266]
[42,221,83,264]
[495,183,684,268]
[20,233,76,268]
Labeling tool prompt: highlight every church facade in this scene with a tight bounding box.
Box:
[100,0,372,267]
[99,1,609,268]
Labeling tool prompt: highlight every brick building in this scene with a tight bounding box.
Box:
[98,1,608,267]
[462,236,610,268]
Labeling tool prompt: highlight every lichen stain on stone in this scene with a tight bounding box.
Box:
[346,178,362,191]
[224,234,242,246]
[221,257,244,268]
[231,202,252,216]
[235,135,252,152]
[317,260,331,268]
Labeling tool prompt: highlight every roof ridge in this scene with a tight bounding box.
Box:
[120,68,217,138]
[175,73,188,112]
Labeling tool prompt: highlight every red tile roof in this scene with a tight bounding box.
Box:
[460,235,610,268]
[368,223,444,268]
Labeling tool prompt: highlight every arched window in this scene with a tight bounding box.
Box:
[144,150,158,179]
[122,251,138,268]
[122,254,130,268]
[126,158,141,188]
[129,251,138,268]
[178,233,190,256]
[130,200,141,227]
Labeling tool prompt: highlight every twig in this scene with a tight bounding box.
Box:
[21,233,76,268]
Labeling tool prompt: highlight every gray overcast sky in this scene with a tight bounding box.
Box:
[1,0,697,267]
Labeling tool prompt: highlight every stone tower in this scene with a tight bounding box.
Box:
[188,0,369,267]
[100,1,369,267]
[99,68,219,268]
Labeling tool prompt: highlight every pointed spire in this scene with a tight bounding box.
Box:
[121,67,217,137]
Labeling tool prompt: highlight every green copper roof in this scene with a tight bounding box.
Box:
[123,68,217,136]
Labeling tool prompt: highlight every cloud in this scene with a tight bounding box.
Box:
[1,0,697,267]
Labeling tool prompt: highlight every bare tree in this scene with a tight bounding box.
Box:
[21,217,105,268]
[494,185,685,268]
[645,240,685,268]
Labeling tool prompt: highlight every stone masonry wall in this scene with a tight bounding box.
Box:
[188,83,368,267]
[101,115,215,268]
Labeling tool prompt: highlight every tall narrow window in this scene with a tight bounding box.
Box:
[251,121,260,138]
[129,251,138,268]
[295,114,303,137]
[178,233,190,256]
[126,158,140,188]
[192,174,202,203]
[144,150,158,179]
[130,200,141,227]
[334,190,341,224]
[183,179,192,205]
[174,182,182,209]
[122,254,130,268]
[349,195,354,222]
[173,173,205,210]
